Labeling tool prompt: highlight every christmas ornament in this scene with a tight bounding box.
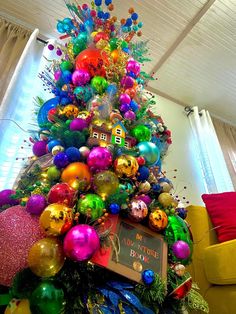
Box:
[137,141,160,166]
[61,162,91,191]
[39,203,73,236]
[93,170,119,199]
[142,269,155,285]
[172,240,191,260]
[87,147,113,171]
[47,183,76,207]
[28,238,65,277]
[149,209,168,232]
[4,299,31,314]
[128,199,148,222]
[26,195,47,215]
[114,155,139,178]
[77,194,105,220]
[63,225,100,261]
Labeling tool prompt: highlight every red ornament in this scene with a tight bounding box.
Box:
[75,48,109,77]
[137,156,145,166]
[47,183,77,207]
[47,108,57,122]
[169,277,192,300]
[94,32,109,43]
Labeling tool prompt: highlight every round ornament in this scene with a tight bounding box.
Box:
[28,238,65,277]
[30,280,66,314]
[93,170,119,199]
[69,118,88,131]
[77,194,105,220]
[0,189,19,207]
[63,224,100,261]
[87,147,113,171]
[149,209,168,231]
[72,69,90,86]
[47,183,76,207]
[26,195,47,215]
[172,240,191,260]
[137,141,160,166]
[53,152,69,169]
[32,141,47,157]
[4,299,31,314]
[60,104,79,118]
[142,269,155,285]
[61,162,91,191]
[158,192,176,208]
[114,155,139,178]
[39,203,73,236]
[47,166,61,181]
[131,125,151,142]
[128,199,148,222]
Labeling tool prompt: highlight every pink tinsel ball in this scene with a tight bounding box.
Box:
[0,205,44,286]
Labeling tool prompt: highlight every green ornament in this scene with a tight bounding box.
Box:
[73,41,86,55]
[77,193,105,220]
[109,38,119,51]
[30,281,66,314]
[164,215,193,265]
[91,76,108,95]
[47,166,61,181]
[60,60,73,71]
[121,40,128,49]
[131,125,151,142]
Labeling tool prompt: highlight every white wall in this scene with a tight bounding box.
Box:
[152,95,206,205]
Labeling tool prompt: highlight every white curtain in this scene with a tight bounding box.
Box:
[0,29,44,189]
[188,106,234,193]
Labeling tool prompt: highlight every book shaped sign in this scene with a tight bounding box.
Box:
[92,216,167,283]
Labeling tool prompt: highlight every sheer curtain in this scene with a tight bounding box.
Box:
[0,29,44,189]
[0,17,31,104]
[212,117,236,190]
[188,106,234,193]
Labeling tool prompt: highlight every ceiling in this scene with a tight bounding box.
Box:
[0,0,236,124]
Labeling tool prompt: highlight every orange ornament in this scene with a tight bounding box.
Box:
[111,49,119,63]
[75,48,109,77]
[125,87,137,99]
[61,162,91,191]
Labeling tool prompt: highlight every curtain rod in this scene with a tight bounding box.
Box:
[37,37,48,45]
[184,106,202,117]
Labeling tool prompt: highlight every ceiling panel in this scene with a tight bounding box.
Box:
[148,0,236,123]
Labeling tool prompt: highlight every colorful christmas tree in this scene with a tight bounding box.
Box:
[0,1,208,313]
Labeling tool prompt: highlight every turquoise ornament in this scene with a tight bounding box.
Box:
[137,141,160,166]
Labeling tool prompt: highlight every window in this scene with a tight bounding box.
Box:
[93,132,99,138]
[116,128,122,135]
[115,136,122,144]
[124,141,129,148]
[100,133,107,141]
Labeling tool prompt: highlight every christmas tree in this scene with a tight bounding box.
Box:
[0,1,208,313]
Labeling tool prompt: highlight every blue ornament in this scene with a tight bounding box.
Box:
[65,147,81,162]
[60,97,71,106]
[105,0,112,5]
[53,152,69,169]
[130,100,139,112]
[137,142,160,166]
[47,139,63,153]
[176,208,187,220]
[106,84,117,96]
[37,97,60,127]
[142,269,155,285]
[122,47,130,53]
[95,0,102,6]
[152,184,162,193]
[103,12,110,19]
[125,18,133,27]
[61,70,72,84]
[137,166,149,182]
[56,22,65,33]
[131,13,138,21]
[98,11,104,19]
[74,85,93,102]
[109,203,120,214]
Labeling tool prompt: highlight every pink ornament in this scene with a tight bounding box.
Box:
[126,59,141,76]
[136,195,152,206]
[32,141,47,157]
[119,93,131,105]
[63,224,100,261]
[0,206,44,286]
[72,69,90,86]
[124,110,136,120]
[128,199,148,222]
[54,70,61,81]
[87,147,112,171]
[70,118,88,131]
[121,76,134,89]
[172,240,191,260]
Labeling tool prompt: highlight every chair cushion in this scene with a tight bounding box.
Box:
[204,239,236,285]
[202,192,236,242]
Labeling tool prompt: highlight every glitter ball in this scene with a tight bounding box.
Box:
[0,205,44,286]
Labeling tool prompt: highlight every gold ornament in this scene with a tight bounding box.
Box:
[174,264,186,277]
[138,181,151,193]
[158,192,176,208]
[59,104,79,118]
[39,203,73,236]
[149,208,168,231]
[114,155,139,178]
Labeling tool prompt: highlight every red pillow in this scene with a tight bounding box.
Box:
[202,192,236,243]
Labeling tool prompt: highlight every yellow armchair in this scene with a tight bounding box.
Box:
[186,205,236,314]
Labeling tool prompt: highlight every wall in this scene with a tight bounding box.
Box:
[151,95,206,205]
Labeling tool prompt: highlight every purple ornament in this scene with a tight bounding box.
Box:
[87,147,112,171]
[53,152,69,168]
[54,70,61,81]
[26,194,47,215]
[121,76,134,89]
[136,195,152,206]
[72,69,90,86]
[48,44,54,51]
[124,110,136,120]
[32,141,47,157]
[126,59,141,76]
[63,224,100,261]
[70,118,88,131]
[172,240,191,260]
[120,103,130,113]
[119,93,131,105]
[0,189,19,207]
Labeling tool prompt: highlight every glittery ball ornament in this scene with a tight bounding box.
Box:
[142,269,155,285]
[128,199,148,222]
[0,206,44,286]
